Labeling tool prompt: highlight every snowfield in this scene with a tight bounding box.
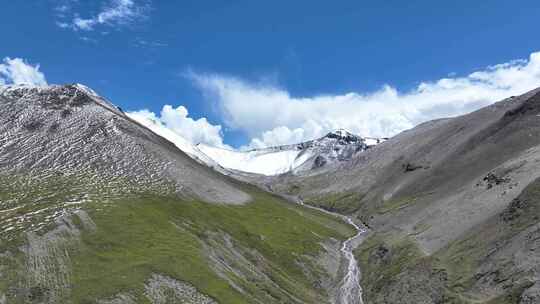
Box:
[195,130,386,176]
[197,144,313,175]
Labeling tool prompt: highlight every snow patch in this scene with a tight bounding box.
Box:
[197,144,308,175]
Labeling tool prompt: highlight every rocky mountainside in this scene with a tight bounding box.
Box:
[4,82,540,304]
[264,87,540,303]
[196,129,386,176]
[0,84,356,303]
[0,84,249,206]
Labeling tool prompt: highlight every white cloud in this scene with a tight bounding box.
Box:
[73,18,97,31]
[190,51,540,149]
[56,21,70,28]
[59,0,149,31]
[0,57,48,86]
[54,1,76,17]
[128,105,230,149]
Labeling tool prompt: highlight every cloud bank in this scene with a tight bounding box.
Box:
[190,51,540,149]
[0,57,48,86]
[128,105,230,149]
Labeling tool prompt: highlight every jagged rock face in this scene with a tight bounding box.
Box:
[324,129,362,142]
[0,84,250,205]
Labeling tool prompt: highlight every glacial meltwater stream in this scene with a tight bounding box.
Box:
[297,199,366,304]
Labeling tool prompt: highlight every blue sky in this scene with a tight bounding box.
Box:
[2,1,540,149]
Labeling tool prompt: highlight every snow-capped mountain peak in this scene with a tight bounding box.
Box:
[196,130,387,176]
[125,102,387,176]
[324,128,359,141]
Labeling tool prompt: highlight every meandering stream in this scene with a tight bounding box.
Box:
[296,199,367,304]
[336,217,366,304]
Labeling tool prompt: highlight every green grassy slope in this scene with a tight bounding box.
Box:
[0,175,354,303]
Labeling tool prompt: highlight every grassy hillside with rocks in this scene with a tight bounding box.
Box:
[0,172,354,304]
[0,84,354,304]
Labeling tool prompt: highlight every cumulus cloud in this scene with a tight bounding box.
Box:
[57,0,150,31]
[190,51,540,149]
[128,105,230,149]
[0,57,48,86]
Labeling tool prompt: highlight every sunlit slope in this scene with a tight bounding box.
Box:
[0,84,354,303]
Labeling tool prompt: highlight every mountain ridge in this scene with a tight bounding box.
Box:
[0,83,250,205]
